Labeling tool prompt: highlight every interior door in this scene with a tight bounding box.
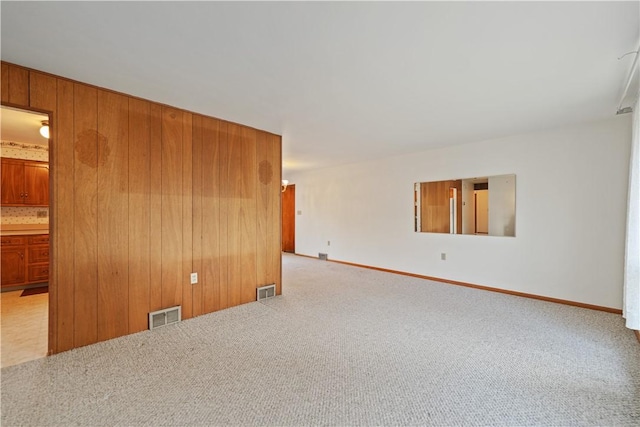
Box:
[282,184,295,253]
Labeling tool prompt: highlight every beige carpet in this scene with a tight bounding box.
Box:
[1,254,639,426]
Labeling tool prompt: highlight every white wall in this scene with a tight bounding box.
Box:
[488,174,516,237]
[288,116,631,309]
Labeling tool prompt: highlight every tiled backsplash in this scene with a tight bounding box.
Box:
[1,142,50,224]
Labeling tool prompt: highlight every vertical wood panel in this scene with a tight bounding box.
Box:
[128,98,151,333]
[97,90,129,341]
[149,103,163,312]
[73,84,98,347]
[191,115,204,317]
[27,71,57,352]
[181,112,193,319]
[241,127,257,304]
[268,134,283,294]
[161,107,183,309]
[8,65,29,106]
[29,72,57,112]
[256,132,269,287]
[1,61,282,352]
[218,122,230,310]
[1,63,9,103]
[226,123,243,308]
[202,117,221,313]
[56,79,75,352]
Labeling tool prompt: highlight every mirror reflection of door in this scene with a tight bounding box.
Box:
[475,189,489,234]
[282,184,295,253]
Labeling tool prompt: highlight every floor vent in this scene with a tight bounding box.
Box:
[149,306,181,330]
[319,253,328,261]
[257,284,276,301]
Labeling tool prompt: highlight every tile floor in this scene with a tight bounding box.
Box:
[1,288,48,368]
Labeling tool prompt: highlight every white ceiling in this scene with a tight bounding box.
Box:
[1,2,638,175]
[1,106,49,146]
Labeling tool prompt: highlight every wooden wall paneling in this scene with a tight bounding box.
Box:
[181,112,193,319]
[73,84,99,347]
[191,115,204,317]
[29,72,57,112]
[27,71,52,114]
[202,117,221,313]
[149,103,163,312]
[161,107,183,309]
[28,71,57,352]
[97,90,129,341]
[128,98,151,333]
[218,122,230,310]
[271,134,282,294]
[1,63,9,103]
[225,122,243,308]
[256,131,269,287]
[8,65,29,106]
[240,127,257,304]
[55,79,75,352]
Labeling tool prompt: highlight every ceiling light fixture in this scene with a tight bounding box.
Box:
[39,121,50,139]
[282,180,289,193]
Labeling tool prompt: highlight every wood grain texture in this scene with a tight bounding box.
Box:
[218,121,230,310]
[226,122,243,308]
[73,83,99,348]
[97,90,129,341]
[29,72,57,113]
[1,61,282,353]
[256,132,282,293]
[149,103,163,313]
[191,115,204,317]
[128,98,151,333]
[55,79,75,352]
[241,127,257,304]
[8,65,29,106]
[202,117,221,313]
[181,112,193,319]
[161,107,183,309]
[256,132,270,287]
[268,134,282,295]
[1,63,9,103]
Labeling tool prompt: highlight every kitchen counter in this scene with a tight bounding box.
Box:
[0,224,49,236]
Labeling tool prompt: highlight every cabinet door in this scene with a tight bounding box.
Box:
[1,247,26,286]
[1,160,24,205]
[28,245,50,263]
[24,163,49,205]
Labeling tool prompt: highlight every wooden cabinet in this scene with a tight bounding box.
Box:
[1,158,49,206]
[1,234,49,288]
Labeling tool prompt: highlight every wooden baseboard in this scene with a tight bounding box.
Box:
[293,253,622,314]
[635,329,640,344]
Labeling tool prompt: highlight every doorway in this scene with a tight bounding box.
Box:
[0,105,51,367]
[282,184,295,253]
[475,189,489,234]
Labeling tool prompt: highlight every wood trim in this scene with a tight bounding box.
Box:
[293,254,623,314]
[635,329,640,344]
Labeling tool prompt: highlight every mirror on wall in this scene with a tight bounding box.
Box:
[414,174,516,237]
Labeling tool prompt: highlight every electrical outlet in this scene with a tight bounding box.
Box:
[441,253,446,261]
[190,272,198,284]
[327,240,330,246]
